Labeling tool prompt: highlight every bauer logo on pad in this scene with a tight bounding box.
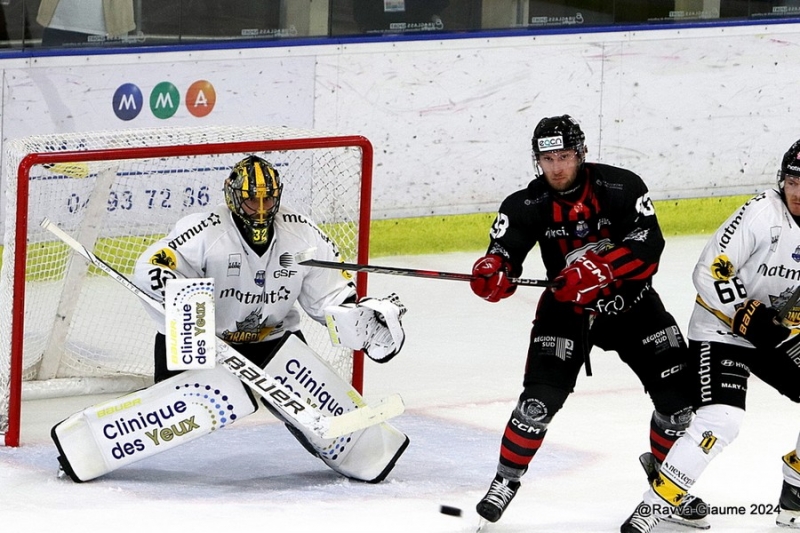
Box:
[165,278,216,370]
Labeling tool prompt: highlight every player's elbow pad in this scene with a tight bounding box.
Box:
[324,293,407,363]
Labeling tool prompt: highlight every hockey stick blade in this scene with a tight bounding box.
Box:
[325,393,404,439]
[40,218,404,440]
[778,284,800,327]
[296,255,555,288]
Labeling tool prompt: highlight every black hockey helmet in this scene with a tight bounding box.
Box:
[224,155,282,245]
[531,115,586,159]
[778,139,800,191]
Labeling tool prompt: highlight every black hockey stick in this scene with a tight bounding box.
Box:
[295,252,556,288]
[40,218,404,439]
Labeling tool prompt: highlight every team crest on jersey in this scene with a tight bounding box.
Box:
[149,248,177,270]
[227,254,241,276]
[254,270,266,287]
[793,246,800,263]
[770,287,800,326]
[574,220,589,238]
[710,255,734,280]
[519,398,548,421]
[623,228,649,243]
[221,310,277,343]
[771,226,781,253]
[699,431,717,454]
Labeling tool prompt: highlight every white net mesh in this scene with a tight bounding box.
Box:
[0,125,370,444]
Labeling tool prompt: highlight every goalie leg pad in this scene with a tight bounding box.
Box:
[51,366,257,482]
[264,334,409,481]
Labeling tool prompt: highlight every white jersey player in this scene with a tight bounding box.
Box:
[621,139,800,532]
[134,155,405,381]
[50,155,409,485]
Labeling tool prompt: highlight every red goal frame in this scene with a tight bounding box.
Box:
[5,136,373,447]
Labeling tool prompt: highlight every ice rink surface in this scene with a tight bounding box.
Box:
[3,235,800,533]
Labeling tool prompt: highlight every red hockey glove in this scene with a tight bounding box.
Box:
[552,251,614,305]
[732,299,790,349]
[470,254,517,303]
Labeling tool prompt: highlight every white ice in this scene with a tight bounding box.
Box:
[3,235,799,533]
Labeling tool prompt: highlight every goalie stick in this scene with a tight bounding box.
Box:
[40,218,404,439]
[294,250,556,288]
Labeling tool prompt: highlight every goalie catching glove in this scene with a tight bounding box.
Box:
[325,293,407,363]
[732,298,790,349]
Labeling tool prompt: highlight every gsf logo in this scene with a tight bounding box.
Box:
[113,81,217,121]
[273,269,298,278]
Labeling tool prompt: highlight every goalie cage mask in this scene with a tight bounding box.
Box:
[224,155,283,245]
[778,138,800,192]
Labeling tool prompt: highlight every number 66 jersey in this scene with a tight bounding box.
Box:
[689,189,800,347]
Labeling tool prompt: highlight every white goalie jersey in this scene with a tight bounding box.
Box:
[133,204,356,344]
[689,189,800,347]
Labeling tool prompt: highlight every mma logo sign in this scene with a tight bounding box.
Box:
[113,80,217,121]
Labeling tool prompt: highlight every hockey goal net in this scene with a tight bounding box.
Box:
[0,125,373,447]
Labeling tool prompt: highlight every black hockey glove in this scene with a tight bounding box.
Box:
[732,299,790,349]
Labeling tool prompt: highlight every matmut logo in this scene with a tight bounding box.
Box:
[113,80,217,121]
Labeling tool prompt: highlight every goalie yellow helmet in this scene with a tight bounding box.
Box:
[224,155,282,245]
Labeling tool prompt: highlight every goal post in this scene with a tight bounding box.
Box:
[0,126,373,447]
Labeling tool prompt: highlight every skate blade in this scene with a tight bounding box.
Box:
[663,514,711,530]
[475,517,488,532]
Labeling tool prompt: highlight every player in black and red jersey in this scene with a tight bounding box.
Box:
[470,115,706,528]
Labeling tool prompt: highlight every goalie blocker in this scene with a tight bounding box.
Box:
[52,335,408,483]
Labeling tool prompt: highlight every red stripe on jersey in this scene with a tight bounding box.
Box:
[638,263,658,279]
[603,247,628,262]
[552,202,569,257]
[613,258,644,277]
[619,260,658,280]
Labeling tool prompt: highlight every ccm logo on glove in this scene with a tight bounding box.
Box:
[552,251,614,305]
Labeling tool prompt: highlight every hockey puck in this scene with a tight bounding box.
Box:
[439,505,462,517]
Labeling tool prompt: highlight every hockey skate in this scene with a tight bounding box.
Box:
[476,473,521,523]
[621,502,662,533]
[639,452,710,529]
[777,481,800,528]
